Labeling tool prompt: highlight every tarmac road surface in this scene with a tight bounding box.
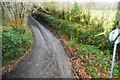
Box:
[2,15,73,78]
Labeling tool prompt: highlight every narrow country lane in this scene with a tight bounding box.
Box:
[2,15,74,78]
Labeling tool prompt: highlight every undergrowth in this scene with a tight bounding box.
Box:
[2,26,33,66]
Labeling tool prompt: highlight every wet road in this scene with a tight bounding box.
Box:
[2,15,73,78]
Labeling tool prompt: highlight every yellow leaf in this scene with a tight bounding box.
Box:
[101,51,104,54]
[80,19,84,22]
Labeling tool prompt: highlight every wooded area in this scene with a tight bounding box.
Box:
[1,1,120,78]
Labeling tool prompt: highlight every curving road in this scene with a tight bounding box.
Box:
[2,15,73,78]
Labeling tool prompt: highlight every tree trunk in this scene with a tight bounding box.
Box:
[115,2,120,28]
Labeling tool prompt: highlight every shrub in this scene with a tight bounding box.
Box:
[2,26,32,66]
[35,12,112,51]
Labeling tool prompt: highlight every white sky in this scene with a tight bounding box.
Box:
[1,0,120,2]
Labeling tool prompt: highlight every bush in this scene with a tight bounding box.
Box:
[2,26,32,66]
[35,12,112,51]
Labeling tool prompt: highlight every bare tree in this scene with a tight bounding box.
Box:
[1,2,30,28]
